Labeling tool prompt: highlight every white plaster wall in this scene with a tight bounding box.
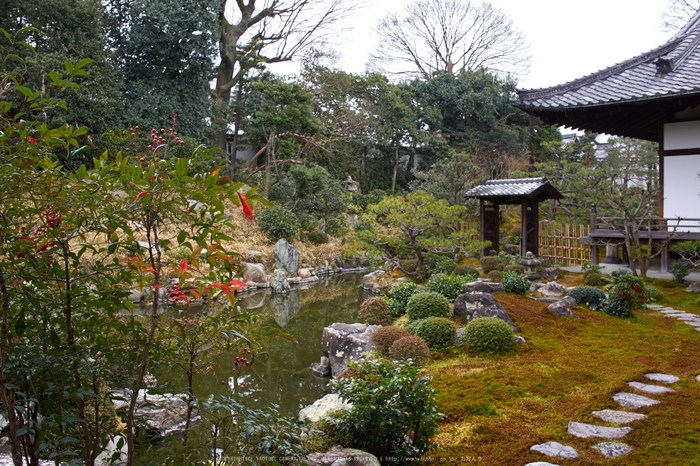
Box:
[664,155,700,224]
[664,121,700,150]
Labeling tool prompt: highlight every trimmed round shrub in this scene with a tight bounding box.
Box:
[611,268,632,282]
[671,260,694,283]
[426,273,471,301]
[454,265,479,277]
[425,255,456,275]
[463,317,514,353]
[307,229,329,245]
[496,263,506,272]
[371,326,411,357]
[502,271,531,295]
[359,297,393,326]
[406,292,451,321]
[602,294,635,318]
[480,256,504,274]
[388,336,430,364]
[584,272,609,286]
[388,282,420,317]
[257,206,300,240]
[567,286,607,309]
[642,285,664,303]
[503,264,525,274]
[410,317,456,350]
[487,270,503,282]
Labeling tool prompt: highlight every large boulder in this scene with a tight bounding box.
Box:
[299,393,352,423]
[686,282,700,293]
[541,267,560,281]
[275,239,299,276]
[548,301,575,318]
[539,281,567,297]
[453,292,518,332]
[242,262,267,283]
[112,389,199,437]
[321,323,379,377]
[464,281,504,293]
[270,268,290,294]
[306,446,380,466]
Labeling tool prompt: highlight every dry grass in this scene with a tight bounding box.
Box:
[424,282,700,465]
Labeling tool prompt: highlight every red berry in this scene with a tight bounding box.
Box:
[221,381,225,384]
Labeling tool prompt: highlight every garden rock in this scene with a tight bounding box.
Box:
[685,282,700,292]
[567,421,631,439]
[591,409,646,424]
[463,281,504,293]
[613,392,660,409]
[560,296,577,307]
[333,253,343,269]
[524,463,561,466]
[95,435,128,466]
[298,267,312,279]
[362,270,387,284]
[548,301,574,318]
[112,389,199,437]
[310,356,332,378]
[237,289,268,310]
[0,456,53,466]
[270,269,290,294]
[453,292,518,332]
[271,291,299,327]
[455,327,465,343]
[245,249,263,261]
[541,267,560,280]
[591,442,633,457]
[306,446,380,466]
[242,262,267,283]
[645,373,680,384]
[628,381,675,394]
[274,238,299,276]
[514,335,527,344]
[540,281,567,297]
[299,393,353,423]
[321,323,380,377]
[530,441,579,458]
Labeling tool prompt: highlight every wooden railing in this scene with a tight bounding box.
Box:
[538,222,590,266]
[594,216,700,233]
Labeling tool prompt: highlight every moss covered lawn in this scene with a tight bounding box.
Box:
[424,277,700,465]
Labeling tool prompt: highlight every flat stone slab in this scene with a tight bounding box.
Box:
[530,441,579,458]
[613,392,660,409]
[645,373,680,384]
[591,409,647,424]
[628,381,675,394]
[684,321,700,327]
[525,463,561,466]
[567,422,631,439]
[592,442,633,457]
[662,313,694,318]
[659,309,681,314]
[673,315,700,321]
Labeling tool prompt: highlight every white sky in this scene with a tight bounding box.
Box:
[271,0,674,90]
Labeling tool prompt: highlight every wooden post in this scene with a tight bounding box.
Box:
[590,203,599,265]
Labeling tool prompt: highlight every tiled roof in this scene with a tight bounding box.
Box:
[464,177,558,199]
[516,10,700,110]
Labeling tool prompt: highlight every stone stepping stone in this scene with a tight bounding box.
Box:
[647,304,664,310]
[645,373,680,384]
[659,309,681,314]
[525,463,561,466]
[567,421,631,439]
[591,409,647,424]
[684,321,700,327]
[662,313,694,318]
[592,442,633,457]
[613,392,660,409]
[628,381,675,394]
[673,315,700,321]
[530,441,579,459]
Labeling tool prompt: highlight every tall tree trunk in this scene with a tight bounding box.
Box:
[229,84,244,179]
[392,145,399,191]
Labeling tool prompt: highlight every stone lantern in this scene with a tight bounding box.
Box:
[519,251,542,279]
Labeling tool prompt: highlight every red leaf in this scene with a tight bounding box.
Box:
[28,136,34,145]
[154,285,164,289]
[206,283,233,305]
[179,258,188,277]
[229,279,248,287]
[144,268,158,274]
[237,192,253,225]
[135,191,150,204]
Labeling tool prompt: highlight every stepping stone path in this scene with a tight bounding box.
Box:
[525,304,694,465]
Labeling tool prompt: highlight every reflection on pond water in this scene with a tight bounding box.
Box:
[155,272,372,418]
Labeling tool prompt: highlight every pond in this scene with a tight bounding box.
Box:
[155,272,371,418]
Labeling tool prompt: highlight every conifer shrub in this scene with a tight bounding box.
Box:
[463,317,514,353]
[424,255,456,275]
[406,292,451,321]
[410,317,456,350]
[502,271,531,295]
[642,285,663,303]
[359,297,393,326]
[584,272,609,286]
[671,260,694,283]
[426,273,472,301]
[257,206,300,240]
[388,336,430,364]
[503,264,525,274]
[567,286,607,309]
[487,270,503,282]
[371,326,412,357]
[611,268,632,281]
[388,282,419,317]
[480,256,504,274]
[454,265,479,277]
[307,229,329,245]
[399,259,418,273]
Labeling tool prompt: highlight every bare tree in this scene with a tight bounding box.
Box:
[214,0,362,164]
[368,0,530,81]
[661,0,700,32]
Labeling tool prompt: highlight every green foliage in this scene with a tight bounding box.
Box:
[611,268,632,281]
[409,151,482,207]
[642,285,664,304]
[388,282,420,317]
[257,206,300,240]
[350,190,389,210]
[399,259,418,273]
[425,254,456,275]
[584,272,610,286]
[324,215,347,236]
[671,260,694,284]
[426,273,473,301]
[454,265,479,277]
[503,264,525,274]
[672,240,700,267]
[410,317,456,350]
[307,229,329,245]
[463,317,515,354]
[406,292,451,321]
[497,251,515,264]
[502,271,531,295]
[582,263,604,274]
[481,256,505,274]
[371,326,412,357]
[359,297,393,327]
[567,286,607,310]
[389,336,431,364]
[487,270,503,282]
[329,359,441,459]
[603,274,646,318]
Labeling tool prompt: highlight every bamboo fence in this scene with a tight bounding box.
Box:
[538,222,590,266]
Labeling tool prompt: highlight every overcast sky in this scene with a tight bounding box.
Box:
[271,0,675,91]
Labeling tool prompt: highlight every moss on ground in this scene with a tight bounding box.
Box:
[424,283,700,465]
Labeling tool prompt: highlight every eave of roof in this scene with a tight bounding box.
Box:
[464,177,563,201]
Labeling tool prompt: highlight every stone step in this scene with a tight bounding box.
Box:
[613,392,660,409]
[592,442,633,457]
[567,421,631,439]
[591,409,647,424]
[628,381,675,394]
[684,321,700,327]
[530,441,578,459]
[645,373,680,384]
[525,463,561,466]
